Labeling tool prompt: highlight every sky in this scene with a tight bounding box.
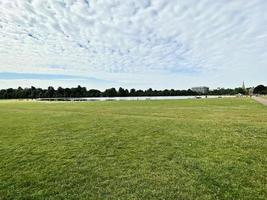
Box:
[0,0,266,90]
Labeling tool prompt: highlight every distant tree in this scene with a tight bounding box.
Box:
[103,88,117,97]
[162,89,170,96]
[234,87,246,95]
[64,88,71,97]
[36,88,43,98]
[118,87,129,97]
[46,86,55,98]
[6,88,14,99]
[0,89,6,99]
[130,89,136,96]
[135,89,144,96]
[254,85,267,94]
[29,86,37,99]
[57,87,65,97]
[170,89,176,96]
[80,85,87,97]
[16,87,24,98]
[145,88,153,96]
[71,85,87,97]
[87,89,101,97]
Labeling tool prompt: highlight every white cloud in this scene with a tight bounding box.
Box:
[0,0,266,88]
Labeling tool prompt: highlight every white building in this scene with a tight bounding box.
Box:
[191,87,209,94]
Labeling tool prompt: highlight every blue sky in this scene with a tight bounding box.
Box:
[0,0,266,90]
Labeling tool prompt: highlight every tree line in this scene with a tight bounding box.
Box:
[0,85,266,99]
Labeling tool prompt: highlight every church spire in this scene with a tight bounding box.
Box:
[242,81,247,95]
[242,81,245,90]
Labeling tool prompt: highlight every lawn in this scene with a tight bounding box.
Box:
[0,98,266,199]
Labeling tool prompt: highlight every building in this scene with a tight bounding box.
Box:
[191,87,209,94]
[249,87,254,96]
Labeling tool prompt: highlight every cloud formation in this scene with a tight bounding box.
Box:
[0,0,266,88]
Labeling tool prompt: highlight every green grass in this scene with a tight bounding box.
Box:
[0,98,266,199]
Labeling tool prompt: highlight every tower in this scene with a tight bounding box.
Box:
[242,81,247,95]
[242,81,246,91]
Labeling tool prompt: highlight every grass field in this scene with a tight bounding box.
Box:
[0,98,266,199]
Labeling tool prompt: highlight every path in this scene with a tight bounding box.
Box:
[252,96,267,106]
